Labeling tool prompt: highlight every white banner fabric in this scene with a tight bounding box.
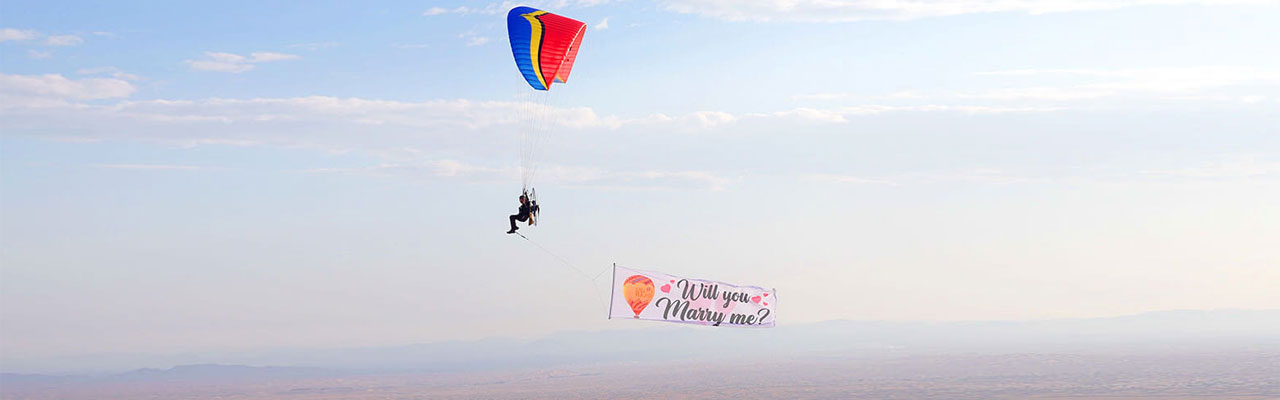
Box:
[608,265,776,328]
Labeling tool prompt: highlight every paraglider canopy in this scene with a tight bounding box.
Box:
[507,6,586,91]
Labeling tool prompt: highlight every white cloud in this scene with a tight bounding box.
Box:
[93,96,610,129]
[188,52,251,73]
[796,67,1280,106]
[1141,156,1280,179]
[0,68,1079,150]
[746,105,1061,124]
[954,67,1280,104]
[457,30,492,47]
[43,34,83,46]
[186,51,300,73]
[0,73,1085,192]
[92,164,212,171]
[595,17,610,30]
[979,67,1280,95]
[77,67,142,81]
[422,3,515,16]
[607,170,734,191]
[51,94,1046,130]
[188,60,254,73]
[603,104,1050,130]
[27,50,52,59]
[205,52,247,63]
[953,87,1115,101]
[1,29,87,46]
[423,1,613,16]
[812,156,1280,186]
[1,28,39,42]
[792,92,856,101]
[249,52,300,62]
[686,110,736,128]
[661,0,1273,22]
[422,6,458,15]
[10,71,1262,191]
[308,159,733,190]
[0,73,136,102]
[808,157,1280,187]
[809,174,898,185]
[811,169,1046,186]
[0,90,619,145]
[289,41,339,50]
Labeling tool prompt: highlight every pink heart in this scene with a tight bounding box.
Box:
[763,302,768,306]
[762,293,769,297]
[670,280,675,283]
[751,296,761,304]
[660,284,671,293]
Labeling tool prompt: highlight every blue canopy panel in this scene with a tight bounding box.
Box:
[508,6,548,91]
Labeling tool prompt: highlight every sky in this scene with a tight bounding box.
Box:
[2,0,1279,372]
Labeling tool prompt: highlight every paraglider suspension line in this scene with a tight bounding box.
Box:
[514,232,610,308]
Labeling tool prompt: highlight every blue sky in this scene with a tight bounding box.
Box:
[2,0,1279,372]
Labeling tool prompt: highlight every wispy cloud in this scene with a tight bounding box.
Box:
[186,51,300,73]
[1,29,85,47]
[810,169,1046,186]
[458,31,491,46]
[811,156,1280,186]
[423,3,518,16]
[43,34,83,46]
[26,50,52,59]
[792,92,857,101]
[977,67,1280,94]
[77,67,142,81]
[1141,156,1280,179]
[307,159,734,190]
[960,67,1280,104]
[753,105,1063,123]
[92,163,214,171]
[0,73,136,102]
[4,69,1268,190]
[608,104,1060,131]
[289,41,339,50]
[423,1,615,16]
[1,79,1066,137]
[595,17,610,30]
[0,88,1075,189]
[661,0,1273,22]
[1,28,85,48]
[248,52,300,62]
[1,28,40,42]
[794,67,1280,106]
[423,6,459,16]
[187,52,254,73]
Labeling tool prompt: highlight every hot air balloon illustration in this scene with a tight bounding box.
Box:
[622,275,655,318]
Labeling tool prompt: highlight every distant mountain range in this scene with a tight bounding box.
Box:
[1,364,339,386]
[5,309,1278,379]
